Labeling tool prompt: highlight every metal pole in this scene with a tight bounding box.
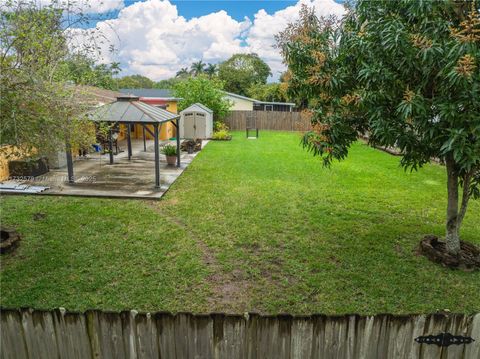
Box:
[176,118,181,167]
[143,126,146,152]
[154,123,160,188]
[65,140,74,184]
[109,128,114,164]
[127,124,132,160]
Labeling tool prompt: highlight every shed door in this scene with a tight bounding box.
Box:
[194,112,206,138]
[184,112,195,138]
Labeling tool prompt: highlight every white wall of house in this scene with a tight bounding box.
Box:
[224,94,254,111]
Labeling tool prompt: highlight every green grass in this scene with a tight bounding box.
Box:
[1,131,479,314]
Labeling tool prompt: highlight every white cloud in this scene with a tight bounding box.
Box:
[71,0,344,81]
[246,0,345,79]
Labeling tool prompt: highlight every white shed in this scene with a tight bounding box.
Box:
[180,103,214,139]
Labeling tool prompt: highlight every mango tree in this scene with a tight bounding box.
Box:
[277,1,480,260]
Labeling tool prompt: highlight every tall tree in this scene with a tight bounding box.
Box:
[277,2,480,257]
[175,67,190,78]
[205,63,218,78]
[218,53,272,95]
[116,74,154,89]
[173,76,231,121]
[56,54,120,90]
[154,77,181,89]
[190,60,206,76]
[247,83,290,103]
[0,0,103,157]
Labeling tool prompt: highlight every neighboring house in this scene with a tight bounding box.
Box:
[222,91,296,112]
[222,92,257,111]
[119,88,182,141]
[119,88,180,113]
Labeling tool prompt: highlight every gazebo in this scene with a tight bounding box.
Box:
[65,95,181,189]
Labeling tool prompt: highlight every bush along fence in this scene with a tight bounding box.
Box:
[1,309,479,359]
[223,110,312,132]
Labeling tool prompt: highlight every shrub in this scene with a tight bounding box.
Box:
[212,130,231,141]
[214,121,229,132]
[161,144,177,156]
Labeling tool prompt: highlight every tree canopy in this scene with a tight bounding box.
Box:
[116,74,155,89]
[0,0,104,156]
[277,1,480,256]
[56,54,120,90]
[218,53,272,95]
[246,82,290,103]
[173,76,231,121]
[190,60,206,77]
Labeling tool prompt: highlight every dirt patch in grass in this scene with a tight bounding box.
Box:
[150,202,252,312]
[32,212,47,221]
[206,269,251,312]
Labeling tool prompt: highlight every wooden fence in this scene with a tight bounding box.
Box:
[1,308,479,359]
[223,111,312,132]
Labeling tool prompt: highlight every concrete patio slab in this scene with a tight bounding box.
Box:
[1,139,208,199]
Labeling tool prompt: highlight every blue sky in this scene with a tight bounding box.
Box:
[168,1,298,21]
[87,0,342,27]
[75,0,345,80]
[85,1,295,28]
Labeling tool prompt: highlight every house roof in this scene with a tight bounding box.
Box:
[222,91,295,107]
[90,96,180,124]
[119,88,181,100]
[180,103,213,114]
[222,91,257,103]
[74,85,123,106]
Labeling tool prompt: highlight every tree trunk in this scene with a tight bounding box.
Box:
[445,155,461,255]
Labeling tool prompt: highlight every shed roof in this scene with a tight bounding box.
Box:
[91,97,180,124]
[180,103,213,114]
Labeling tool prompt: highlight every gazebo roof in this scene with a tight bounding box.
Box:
[91,96,180,124]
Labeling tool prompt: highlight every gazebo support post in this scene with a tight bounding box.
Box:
[108,128,114,165]
[143,126,147,152]
[127,124,132,160]
[176,118,181,167]
[65,140,74,184]
[154,123,160,189]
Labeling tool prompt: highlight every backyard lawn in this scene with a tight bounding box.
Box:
[1,131,479,315]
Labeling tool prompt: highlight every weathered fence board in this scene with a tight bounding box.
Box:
[224,111,312,132]
[1,309,479,359]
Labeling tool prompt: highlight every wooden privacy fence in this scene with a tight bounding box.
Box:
[1,309,479,359]
[224,111,312,132]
